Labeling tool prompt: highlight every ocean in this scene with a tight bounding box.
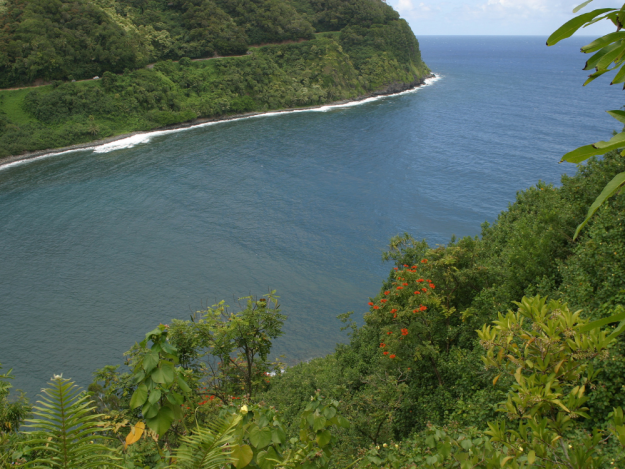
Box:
[0,36,622,397]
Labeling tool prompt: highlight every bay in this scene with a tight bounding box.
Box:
[0,36,621,397]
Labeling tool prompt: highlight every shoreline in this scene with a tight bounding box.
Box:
[0,74,435,169]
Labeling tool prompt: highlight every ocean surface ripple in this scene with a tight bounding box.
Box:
[0,36,621,397]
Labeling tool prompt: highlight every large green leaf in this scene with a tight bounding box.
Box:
[580,309,625,332]
[130,383,148,409]
[560,144,604,163]
[146,405,174,436]
[148,389,161,405]
[142,351,159,373]
[176,373,192,394]
[152,361,175,384]
[584,41,621,70]
[584,68,612,86]
[249,426,273,449]
[574,170,625,239]
[312,415,326,432]
[582,31,625,53]
[232,444,254,469]
[593,131,625,149]
[573,0,594,13]
[271,427,287,445]
[547,9,614,46]
[257,446,280,469]
[595,41,625,69]
[608,320,625,340]
[142,401,159,419]
[316,430,331,447]
[607,109,625,124]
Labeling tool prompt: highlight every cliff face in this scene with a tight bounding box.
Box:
[0,0,429,157]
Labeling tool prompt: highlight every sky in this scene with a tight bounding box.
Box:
[385,0,617,35]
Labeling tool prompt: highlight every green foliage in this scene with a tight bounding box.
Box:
[0,0,429,157]
[223,392,348,469]
[547,1,625,239]
[169,292,286,401]
[172,413,241,469]
[127,324,191,436]
[22,375,120,468]
[0,363,31,467]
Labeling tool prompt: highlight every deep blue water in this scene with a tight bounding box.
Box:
[1,36,622,397]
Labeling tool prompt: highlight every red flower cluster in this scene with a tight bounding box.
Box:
[373,305,379,309]
[429,284,436,289]
[417,279,424,283]
[389,354,396,359]
[401,328,409,336]
[380,299,387,303]
[384,291,390,295]
[383,351,389,355]
[390,309,397,314]
[419,305,427,311]
[387,331,393,335]
[414,291,421,295]
[368,302,374,306]
[421,259,428,263]
[380,343,386,348]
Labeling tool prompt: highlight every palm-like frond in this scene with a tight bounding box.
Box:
[172,414,241,469]
[23,375,120,468]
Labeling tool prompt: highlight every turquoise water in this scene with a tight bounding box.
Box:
[1,36,622,397]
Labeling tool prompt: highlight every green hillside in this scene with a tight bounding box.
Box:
[0,0,430,158]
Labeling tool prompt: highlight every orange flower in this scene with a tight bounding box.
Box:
[393,314,397,319]
[394,267,398,270]
[420,305,427,311]
[422,287,427,292]
[421,259,428,263]
[429,284,435,289]
[380,299,387,303]
[373,305,379,309]
[412,265,417,269]
[401,328,409,336]
[414,291,421,295]
[403,264,408,267]
[402,282,409,286]
[387,331,393,335]
[397,286,403,290]
[368,302,374,306]
[380,343,386,348]
[390,354,396,359]
[384,291,390,295]
[417,279,424,283]
[391,309,397,313]
[426,279,431,283]
[383,351,389,355]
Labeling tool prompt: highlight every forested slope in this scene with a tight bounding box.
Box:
[0,0,429,158]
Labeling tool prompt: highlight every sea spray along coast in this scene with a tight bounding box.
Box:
[0,75,439,169]
[0,0,430,159]
[2,1,625,469]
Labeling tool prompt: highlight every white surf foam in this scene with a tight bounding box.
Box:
[0,74,441,170]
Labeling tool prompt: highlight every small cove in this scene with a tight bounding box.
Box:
[1,36,622,397]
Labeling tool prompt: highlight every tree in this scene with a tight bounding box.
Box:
[169,291,286,402]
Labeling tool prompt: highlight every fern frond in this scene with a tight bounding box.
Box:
[22,375,121,469]
[172,414,241,469]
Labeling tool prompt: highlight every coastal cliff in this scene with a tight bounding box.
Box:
[0,0,430,158]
